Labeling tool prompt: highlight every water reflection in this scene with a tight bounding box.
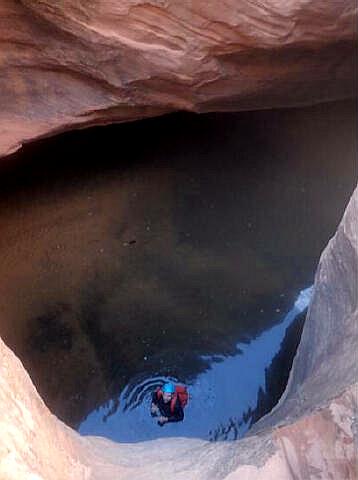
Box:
[79,287,313,441]
[0,101,355,428]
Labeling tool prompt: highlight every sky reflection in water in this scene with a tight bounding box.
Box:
[79,286,313,442]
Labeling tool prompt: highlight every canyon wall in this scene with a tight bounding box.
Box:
[0,1,357,477]
[250,184,358,435]
[0,0,357,156]
[1,186,356,479]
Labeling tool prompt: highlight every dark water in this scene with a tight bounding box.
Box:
[0,100,356,431]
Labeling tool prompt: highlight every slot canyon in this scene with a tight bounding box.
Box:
[0,1,357,479]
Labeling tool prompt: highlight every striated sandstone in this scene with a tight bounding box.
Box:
[0,0,357,156]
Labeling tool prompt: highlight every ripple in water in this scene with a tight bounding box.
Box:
[79,286,313,442]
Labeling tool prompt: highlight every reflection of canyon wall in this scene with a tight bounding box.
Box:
[0,0,357,156]
[0,101,356,428]
[250,187,358,437]
[1,187,357,480]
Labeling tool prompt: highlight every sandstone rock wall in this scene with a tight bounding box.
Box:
[0,335,88,480]
[0,0,356,156]
[250,184,358,434]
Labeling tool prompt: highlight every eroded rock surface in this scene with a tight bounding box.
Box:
[251,183,358,434]
[1,182,357,478]
[0,0,356,156]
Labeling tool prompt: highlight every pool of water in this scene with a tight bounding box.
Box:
[79,286,313,442]
[0,100,356,433]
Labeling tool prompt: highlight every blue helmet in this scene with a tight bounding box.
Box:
[162,382,175,394]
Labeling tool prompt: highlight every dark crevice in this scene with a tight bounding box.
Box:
[249,310,306,427]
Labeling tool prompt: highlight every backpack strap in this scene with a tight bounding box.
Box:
[170,392,178,413]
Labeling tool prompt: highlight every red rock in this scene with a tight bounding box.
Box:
[0,0,356,156]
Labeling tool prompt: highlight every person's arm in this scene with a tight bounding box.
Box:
[151,391,160,416]
[151,391,159,406]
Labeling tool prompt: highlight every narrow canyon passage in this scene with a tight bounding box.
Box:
[0,100,356,443]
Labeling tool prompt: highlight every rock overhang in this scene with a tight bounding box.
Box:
[0,0,357,157]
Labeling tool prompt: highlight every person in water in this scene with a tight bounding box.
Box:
[151,382,184,426]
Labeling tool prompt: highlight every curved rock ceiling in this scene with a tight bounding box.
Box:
[0,0,357,156]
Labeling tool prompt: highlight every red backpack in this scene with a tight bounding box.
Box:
[156,385,189,413]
